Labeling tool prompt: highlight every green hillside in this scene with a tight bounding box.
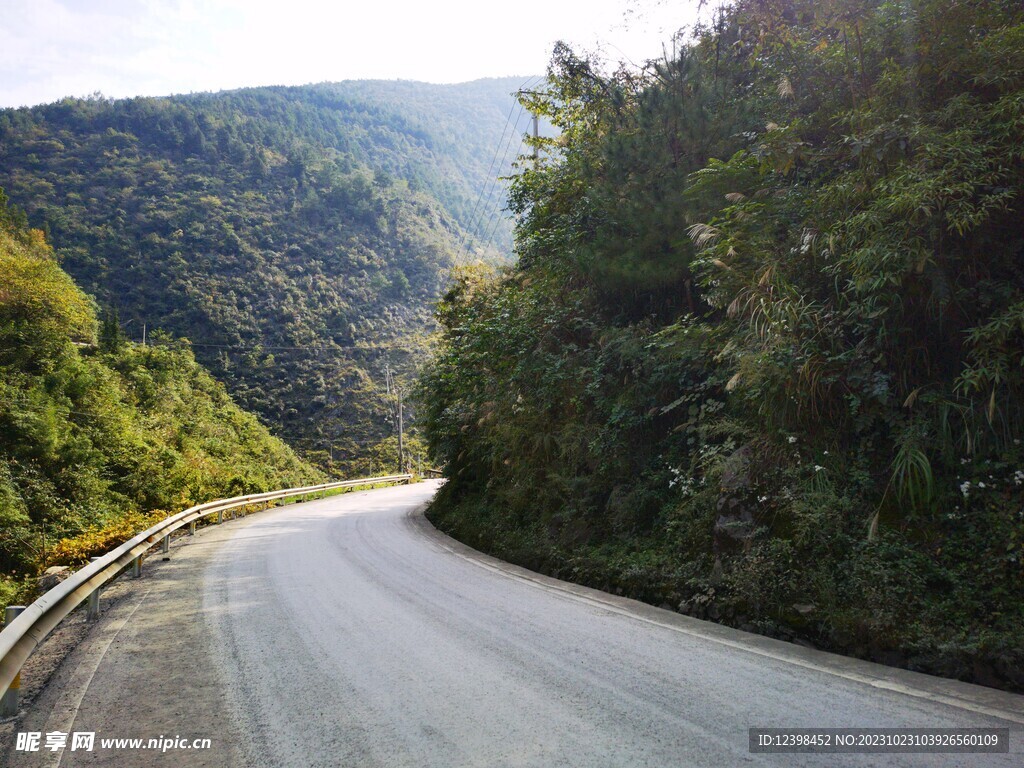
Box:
[420,1,1024,691]
[0,191,320,604]
[0,78,533,468]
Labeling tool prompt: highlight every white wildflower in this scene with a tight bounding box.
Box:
[788,436,797,444]
[960,481,971,497]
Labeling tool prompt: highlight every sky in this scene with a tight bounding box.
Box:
[0,0,707,109]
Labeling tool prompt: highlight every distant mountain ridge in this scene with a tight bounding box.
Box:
[0,76,537,468]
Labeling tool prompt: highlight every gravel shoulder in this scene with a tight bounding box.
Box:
[3,512,255,768]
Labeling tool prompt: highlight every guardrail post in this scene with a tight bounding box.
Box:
[161,535,170,554]
[188,521,196,535]
[1,606,25,715]
[87,557,101,621]
[132,555,142,578]
[217,510,223,524]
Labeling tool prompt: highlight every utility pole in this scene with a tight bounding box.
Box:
[519,87,541,167]
[532,113,539,166]
[384,365,405,474]
[397,385,404,474]
[142,323,147,346]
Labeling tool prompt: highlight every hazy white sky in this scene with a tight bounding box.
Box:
[0,0,705,108]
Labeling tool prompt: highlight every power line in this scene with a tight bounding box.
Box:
[453,107,524,267]
[150,340,384,352]
[451,75,544,271]
[475,76,549,256]
[478,114,536,249]
[481,133,530,247]
[461,76,547,264]
[132,336,422,354]
[453,105,526,269]
[458,110,532,269]
[452,100,520,260]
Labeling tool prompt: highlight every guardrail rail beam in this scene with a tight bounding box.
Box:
[0,606,25,716]
[0,474,412,703]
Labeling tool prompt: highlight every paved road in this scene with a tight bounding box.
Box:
[12,481,1024,767]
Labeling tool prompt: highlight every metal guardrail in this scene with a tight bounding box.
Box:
[0,473,411,715]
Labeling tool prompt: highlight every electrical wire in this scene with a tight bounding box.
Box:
[451,100,520,260]
[450,75,545,271]
[481,133,530,248]
[147,340,385,352]
[453,105,526,269]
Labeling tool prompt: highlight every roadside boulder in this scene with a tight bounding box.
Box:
[38,565,71,592]
[713,444,758,553]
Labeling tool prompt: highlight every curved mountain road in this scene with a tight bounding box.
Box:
[12,481,1023,767]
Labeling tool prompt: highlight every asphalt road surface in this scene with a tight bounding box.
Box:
[11,481,1024,767]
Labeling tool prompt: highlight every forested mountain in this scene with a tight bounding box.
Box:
[0,78,532,468]
[421,1,1024,690]
[0,191,319,605]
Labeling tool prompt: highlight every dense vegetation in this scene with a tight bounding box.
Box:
[420,0,1024,690]
[0,79,528,469]
[0,190,319,605]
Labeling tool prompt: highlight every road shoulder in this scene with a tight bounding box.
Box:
[407,505,1024,727]
[5,520,252,768]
